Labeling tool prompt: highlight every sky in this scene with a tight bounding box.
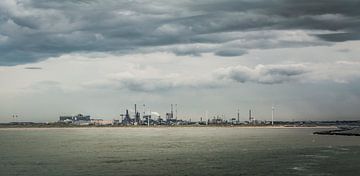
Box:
[1,0,360,122]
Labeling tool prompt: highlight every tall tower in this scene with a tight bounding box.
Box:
[171,104,174,119]
[237,108,240,123]
[249,109,252,123]
[135,104,140,124]
[143,104,146,117]
[134,104,137,122]
[126,109,129,118]
[271,105,275,126]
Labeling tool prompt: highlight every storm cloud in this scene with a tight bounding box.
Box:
[0,0,360,65]
[1,1,360,121]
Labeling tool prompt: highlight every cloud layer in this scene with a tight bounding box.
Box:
[1,1,360,121]
[1,0,360,65]
[215,64,309,84]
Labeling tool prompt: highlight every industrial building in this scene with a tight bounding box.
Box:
[55,105,277,127]
[59,114,91,125]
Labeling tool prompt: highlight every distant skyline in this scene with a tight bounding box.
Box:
[1,0,360,122]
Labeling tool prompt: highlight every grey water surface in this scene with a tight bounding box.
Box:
[0,127,359,176]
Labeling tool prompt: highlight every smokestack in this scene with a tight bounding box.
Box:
[143,104,146,117]
[249,109,252,122]
[135,104,140,124]
[237,109,240,123]
[171,104,174,119]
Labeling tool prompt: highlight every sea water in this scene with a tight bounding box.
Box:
[0,127,359,176]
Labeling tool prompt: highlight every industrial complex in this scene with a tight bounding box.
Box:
[3,104,359,129]
[56,104,274,126]
[53,104,359,128]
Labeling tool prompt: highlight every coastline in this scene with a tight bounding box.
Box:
[0,125,338,129]
[314,127,360,136]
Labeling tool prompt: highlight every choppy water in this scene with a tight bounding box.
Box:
[0,127,360,176]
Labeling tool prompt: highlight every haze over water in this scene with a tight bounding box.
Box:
[0,127,359,176]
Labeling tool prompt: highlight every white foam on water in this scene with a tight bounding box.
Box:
[292,166,306,171]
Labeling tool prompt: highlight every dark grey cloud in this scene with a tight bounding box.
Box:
[0,0,359,65]
[215,49,247,57]
[316,32,360,42]
[215,64,309,84]
[24,66,42,70]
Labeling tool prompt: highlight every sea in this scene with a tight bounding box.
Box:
[0,127,359,176]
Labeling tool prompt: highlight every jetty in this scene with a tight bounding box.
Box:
[314,127,360,136]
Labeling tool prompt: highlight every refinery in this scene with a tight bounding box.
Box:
[2,103,360,130]
[54,104,360,129]
[56,104,276,126]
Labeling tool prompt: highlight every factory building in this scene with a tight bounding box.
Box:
[59,114,91,125]
[73,114,90,121]
[142,115,152,125]
[59,116,72,123]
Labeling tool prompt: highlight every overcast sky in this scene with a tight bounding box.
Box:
[1,0,360,122]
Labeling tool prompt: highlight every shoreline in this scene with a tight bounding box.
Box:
[314,127,360,136]
[0,125,338,130]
